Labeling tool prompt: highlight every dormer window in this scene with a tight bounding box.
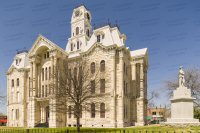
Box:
[19,59,21,63]
[77,41,79,50]
[16,60,18,65]
[97,35,100,42]
[71,43,73,51]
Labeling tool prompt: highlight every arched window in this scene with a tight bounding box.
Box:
[77,41,79,50]
[100,60,105,72]
[91,62,95,74]
[17,78,19,86]
[100,79,105,93]
[71,43,73,51]
[100,103,105,118]
[91,103,95,118]
[12,79,14,87]
[76,27,79,35]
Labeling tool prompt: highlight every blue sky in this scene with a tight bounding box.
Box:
[0,0,200,115]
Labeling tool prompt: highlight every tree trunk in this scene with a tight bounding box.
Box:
[76,116,80,132]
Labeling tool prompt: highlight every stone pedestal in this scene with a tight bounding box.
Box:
[161,86,200,127]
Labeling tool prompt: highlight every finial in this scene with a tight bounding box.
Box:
[108,18,109,22]
[116,20,117,24]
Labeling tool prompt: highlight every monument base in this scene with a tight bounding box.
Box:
[160,122,200,127]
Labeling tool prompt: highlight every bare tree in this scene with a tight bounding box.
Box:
[50,59,110,132]
[0,89,6,105]
[161,64,200,107]
[147,90,160,108]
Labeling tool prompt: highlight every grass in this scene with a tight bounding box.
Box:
[1,125,200,133]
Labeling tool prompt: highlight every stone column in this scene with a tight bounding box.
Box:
[131,63,136,125]
[7,77,9,126]
[32,62,37,97]
[30,62,33,97]
[117,53,124,128]
[140,63,144,98]
[144,70,148,124]
[51,56,54,94]
[111,54,116,127]
[54,56,57,94]
[38,65,41,98]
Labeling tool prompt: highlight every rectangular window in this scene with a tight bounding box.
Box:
[17,78,19,86]
[12,92,14,103]
[124,63,126,73]
[100,79,105,93]
[69,106,71,118]
[97,35,100,42]
[46,67,47,80]
[49,67,51,80]
[16,109,19,120]
[124,81,125,95]
[71,43,73,51]
[12,109,14,120]
[126,66,127,75]
[29,77,30,97]
[16,60,18,65]
[77,41,79,50]
[45,85,47,97]
[47,52,49,58]
[124,104,125,118]
[80,105,82,118]
[74,105,76,118]
[17,92,19,102]
[152,112,156,115]
[42,86,44,98]
[19,59,21,63]
[42,68,44,81]
[44,54,46,59]
[91,80,95,94]
[126,83,128,95]
[49,84,51,95]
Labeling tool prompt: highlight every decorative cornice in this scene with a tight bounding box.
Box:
[5,65,29,75]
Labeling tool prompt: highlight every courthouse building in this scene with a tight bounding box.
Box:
[5,5,149,128]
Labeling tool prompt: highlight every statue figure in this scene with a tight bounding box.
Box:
[179,66,185,87]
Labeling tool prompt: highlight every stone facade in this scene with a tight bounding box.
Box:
[5,5,149,128]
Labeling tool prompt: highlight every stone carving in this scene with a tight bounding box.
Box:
[179,66,185,87]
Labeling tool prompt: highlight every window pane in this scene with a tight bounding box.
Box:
[77,41,79,50]
[91,80,95,94]
[100,103,105,118]
[71,43,73,51]
[100,60,105,72]
[91,62,95,74]
[97,35,100,42]
[76,27,79,35]
[91,103,95,118]
[100,79,105,93]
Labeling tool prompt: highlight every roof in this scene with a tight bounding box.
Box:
[130,48,147,58]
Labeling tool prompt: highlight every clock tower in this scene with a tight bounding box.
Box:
[66,5,92,53]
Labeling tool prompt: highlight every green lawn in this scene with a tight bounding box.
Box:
[0,125,200,133]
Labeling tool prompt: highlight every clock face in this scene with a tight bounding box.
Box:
[87,13,90,20]
[75,10,80,17]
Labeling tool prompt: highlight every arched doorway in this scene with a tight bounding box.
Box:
[46,106,49,123]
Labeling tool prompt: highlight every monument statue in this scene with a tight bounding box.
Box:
[161,66,200,127]
[179,66,185,87]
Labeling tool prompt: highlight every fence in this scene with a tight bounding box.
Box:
[0,129,197,133]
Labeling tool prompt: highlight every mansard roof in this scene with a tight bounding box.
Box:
[5,52,30,75]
